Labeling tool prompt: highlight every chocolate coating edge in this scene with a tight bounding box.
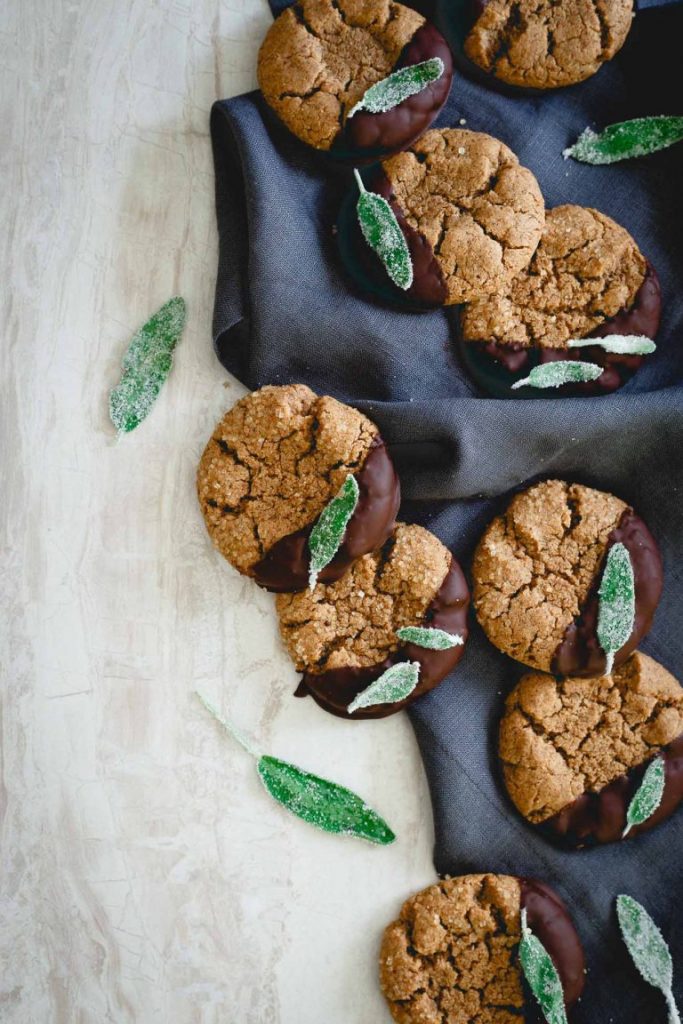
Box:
[519,878,586,1008]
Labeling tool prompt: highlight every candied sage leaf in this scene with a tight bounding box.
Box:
[109,296,186,433]
[617,895,680,1024]
[567,335,656,356]
[564,117,683,165]
[623,757,666,837]
[348,57,444,117]
[396,626,464,650]
[347,662,420,715]
[355,170,413,291]
[308,473,360,589]
[511,361,603,390]
[597,542,635,675]
[519,909,568,1024]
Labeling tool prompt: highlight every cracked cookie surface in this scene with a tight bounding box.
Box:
[257,0,425,152]
[463,0,634,90]
[472,479,627,672]
[460,205,647,348]
[500,653,683,825]
[197,384,377,578]
[277,522,450,673]
[380,128,545,304]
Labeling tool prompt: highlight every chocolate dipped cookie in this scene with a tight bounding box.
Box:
[459,204,661,397]
[500,653,683,848]
[197,385,400,592]
[277,522,469,719]
[472,480,662,676]
[380,873,585,1023]
[257,0,453,163]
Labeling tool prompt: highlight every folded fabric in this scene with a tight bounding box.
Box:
[210,2,683,1019]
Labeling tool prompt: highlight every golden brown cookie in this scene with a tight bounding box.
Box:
[459,205,661,395]
[277,522,469,718]
[462,0,634,90]
[379,873,585,1023]
[257,0,453,161]
[472,480,662,676]
[499,653,683,847]
[196,385,400,592]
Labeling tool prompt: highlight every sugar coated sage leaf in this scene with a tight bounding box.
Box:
[109,296,186,433]
[617,895,680,1024]
[348,57,444,117]
[308,473,360,589]
[347,662,421,715]
[519,909,568,1024]
[355,170,413,291]
[564,117,683,165]
[597,542,635,675]
[511,361,603,390]
[567,335,656,356]
[623,757,666,837]
[396,626,464,650]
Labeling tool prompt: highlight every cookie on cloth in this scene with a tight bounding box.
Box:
[499,652,683,848]
[257,0,453,162]
[276,522,469,719]
[338,127,545,309]
[459,204,661,396]
[197,384,400,592]
[472,480,662,676]
[380,873,585,1024]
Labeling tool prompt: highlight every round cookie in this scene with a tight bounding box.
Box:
[380,873,585,1024]
[277,522,469,719]
[197,384,400,592]
[459,205,661,397]
[338,128,545,309]
[500,652,683,848]
[257,0,453,163]
[472,480,662,676]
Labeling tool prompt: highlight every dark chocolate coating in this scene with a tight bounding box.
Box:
[551,507,663,677]
[519,878,586,1009]
[331,22,454,164]
[294,554,470,719]
[252,438,400,592]
[543,734,683,848]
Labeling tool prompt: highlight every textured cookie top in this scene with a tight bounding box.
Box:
[464,0,634,89]
[500,653,683,823]
[276,523,451,673]
[461,204,646,348]
[473,480,627,672]
[257,0,424,151]
[381,129,545,304]
[197,385,377,576]
[380,873,524,1024]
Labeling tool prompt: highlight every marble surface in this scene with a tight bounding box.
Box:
[1,1,435,1020]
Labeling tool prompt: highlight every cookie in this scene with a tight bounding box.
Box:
[380,873,585,1023]
[500,652,683,848]
[277,522,469,719]
[459,205,661,397]
[472,480,662,676]
[338,128,545,309]
[458,0,634,91]
[257,0,453,162]
[197,385,400,592]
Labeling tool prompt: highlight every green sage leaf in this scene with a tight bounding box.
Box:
[348,57,445,118]
[511,361,603,391]
[567,335,657,356]
[617,895,680,1024]
[623,757,666,837]
[597,542,635,675]
[396,626,464,650]
[519,909,568,1024]
[564,117,683,165]
[355,170,413,291]
[109,296,186,433]
[347,662,420,715]
[308,474,360,589]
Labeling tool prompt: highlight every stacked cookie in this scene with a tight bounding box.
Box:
[197,384,469,719]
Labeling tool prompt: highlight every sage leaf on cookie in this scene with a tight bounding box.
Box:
[348,57,444,118]
[354,169,413,291]
[623,757,666,837]
[308,473,360,589]
[597,542,635,675]
[109,296,186,434]
[347,662,420,715]
[511,361,603,390]
[568,335,657,356]
[519,908,568,1024]
[196,692,395,846]
[564,117,683,165]
[396,626,464,650]
[617,895,680,1024]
